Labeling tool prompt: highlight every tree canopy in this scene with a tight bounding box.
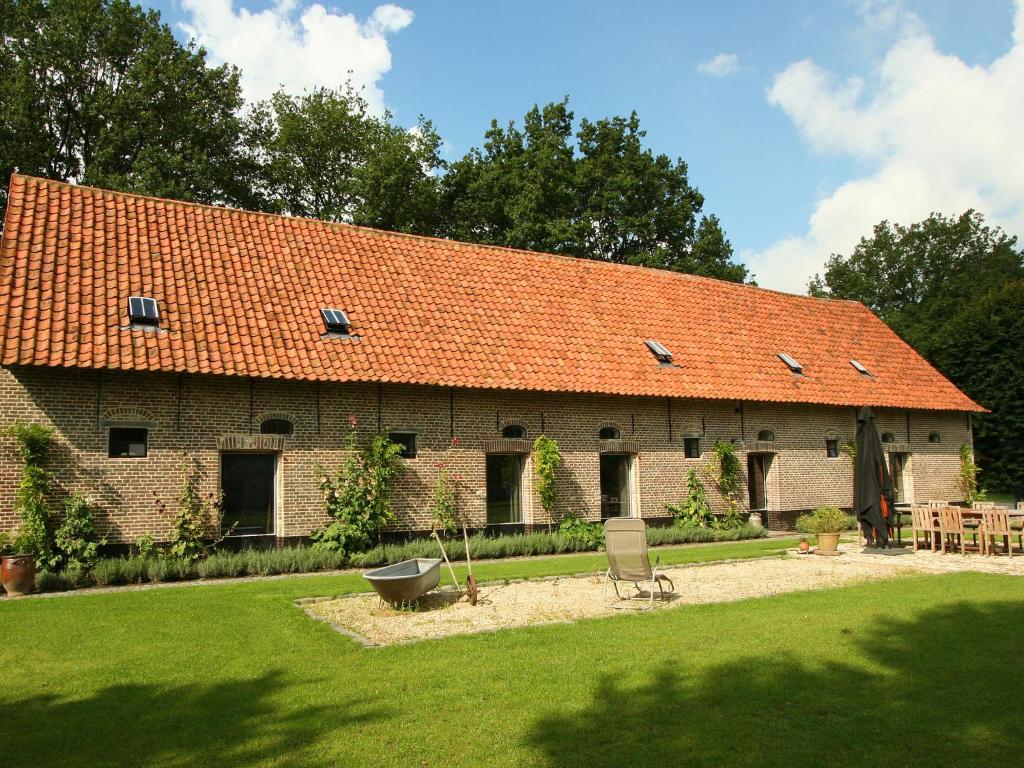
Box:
[810,211,1024,493]
[0,0,257,215]
[439,99,749,282]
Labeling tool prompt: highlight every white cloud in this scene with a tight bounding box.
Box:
[746,1,1024,294]
[178,1,413,112]
[697,53,740,78]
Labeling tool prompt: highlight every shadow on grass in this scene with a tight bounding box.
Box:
[0,669,384,767]
[528,601,1024,768]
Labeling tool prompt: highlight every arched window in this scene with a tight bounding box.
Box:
[260,418,294,436]
[599,426,620,440]
[928,432,941,444]
[881,432,894,443]
[757,429,776,442]
[502,424,526,439]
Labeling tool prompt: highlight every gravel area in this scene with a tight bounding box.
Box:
[303,552,919,646]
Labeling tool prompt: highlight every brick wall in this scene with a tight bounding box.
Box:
[0,365,972,542]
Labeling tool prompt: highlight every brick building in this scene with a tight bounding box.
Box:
[0,175,983,542]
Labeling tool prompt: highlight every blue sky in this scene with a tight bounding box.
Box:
[147,1,1022,293]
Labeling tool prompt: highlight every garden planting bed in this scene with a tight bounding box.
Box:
[302,553,911,646]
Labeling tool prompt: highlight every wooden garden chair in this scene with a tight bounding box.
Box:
[980,509,1013,558]
[939,507,969,556]
[910,506,939,552]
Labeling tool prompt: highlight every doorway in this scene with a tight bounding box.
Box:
[889,452,910,504]
[220,452,277,536]
[600,454,634,518]
[486,454,523,525]
[747,454,770,511]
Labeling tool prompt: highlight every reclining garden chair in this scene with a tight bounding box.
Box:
[603,518,675,609]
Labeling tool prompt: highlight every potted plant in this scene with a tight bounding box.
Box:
[1,532,36,596]
[795,506,848,554]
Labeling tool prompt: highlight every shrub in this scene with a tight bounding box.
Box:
[312,416,404,554]
[5,422,58,568]
[796,506,850,536]
[430,437,461,534]
[54,493,105,570]
[667,469,713,527]
[558,512,604,548]
[710,441,742,516]
[533,435,562,528]
[958,444,986,504]
[158,452,226,561]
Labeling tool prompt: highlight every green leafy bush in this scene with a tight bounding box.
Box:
[157,452,226,561]
[533,435,562,527]
[55,493,105,570]
[312,418,404,554]
[711,441,742,516]
[795,506,850,535]
[667,469,713,527]
[430,437,461,534]
[5,422,58,567]
[558,512,604,548]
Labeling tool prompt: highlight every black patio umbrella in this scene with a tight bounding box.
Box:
[853,406,893,547]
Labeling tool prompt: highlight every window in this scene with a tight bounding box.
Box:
[645,340,673,364]
[826,439,839,458]
[758,429,776,442]
[599,426,621,440]
[389,432,417,458]
[108,427,147,458]
[850,359,871,376]
[928,432,941,444]
[260,418,294,436]
[321,308,351,335]
[683,437,701,458]
[127,296,159,326]
[486,454,523,524]
[502,424,526,439]
[777,353,803,373]
[881,432,895,444]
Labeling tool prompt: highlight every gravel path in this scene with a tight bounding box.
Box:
[303,551,921,646]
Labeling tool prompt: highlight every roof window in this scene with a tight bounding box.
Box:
[777,353,803,373]
[321,308,351,335]
[645,340,673,364]
[128,296,159,327]
[850,359,872,376]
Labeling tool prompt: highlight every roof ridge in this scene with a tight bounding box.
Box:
[9,173,855,307]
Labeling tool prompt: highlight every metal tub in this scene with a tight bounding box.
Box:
[363,558,442,604]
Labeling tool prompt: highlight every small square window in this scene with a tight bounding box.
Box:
[389,432,417,459]
[683,437,701,459]
[109,427,148,458]
[826,439,839,458]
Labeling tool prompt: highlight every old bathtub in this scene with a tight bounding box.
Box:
[363,558,442,604]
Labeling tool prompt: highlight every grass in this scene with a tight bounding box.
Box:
[1,537,1021,767]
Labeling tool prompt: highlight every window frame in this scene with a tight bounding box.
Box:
[108,426,149,459]
[928,432,941,444]
[683,436,701,459]
[598,426,621,440]
[757,429,776,442]
[825,438,839,458]
[501,424,527,439]
[388,431,418,459]
[259,418,294,436]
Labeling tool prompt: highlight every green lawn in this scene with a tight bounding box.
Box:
[1,537,1021,767]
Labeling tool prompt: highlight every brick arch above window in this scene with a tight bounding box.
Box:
[256,411,297,436]
[100,406,157,427]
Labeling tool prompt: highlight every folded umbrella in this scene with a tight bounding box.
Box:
[854,406,893,547]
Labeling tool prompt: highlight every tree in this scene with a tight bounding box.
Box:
[810,211,1024,492]
[440,98,749,282]
[0,0,258,224]
[244,84,444,233]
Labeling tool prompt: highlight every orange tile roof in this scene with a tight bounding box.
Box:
[0,174,983,412]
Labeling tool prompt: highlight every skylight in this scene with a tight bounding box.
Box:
[777,352,803,373]
[321,308,351,335]
[850,359,871,376]
[128,296,159,326]
[645,340,673,364]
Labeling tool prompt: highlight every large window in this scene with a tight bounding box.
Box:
[108,427,147,458]
[486,454,523,524]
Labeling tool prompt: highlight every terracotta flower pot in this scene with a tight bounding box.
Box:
[815,532,841,553]
[798,539,810,553]
[1,554,36,596]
